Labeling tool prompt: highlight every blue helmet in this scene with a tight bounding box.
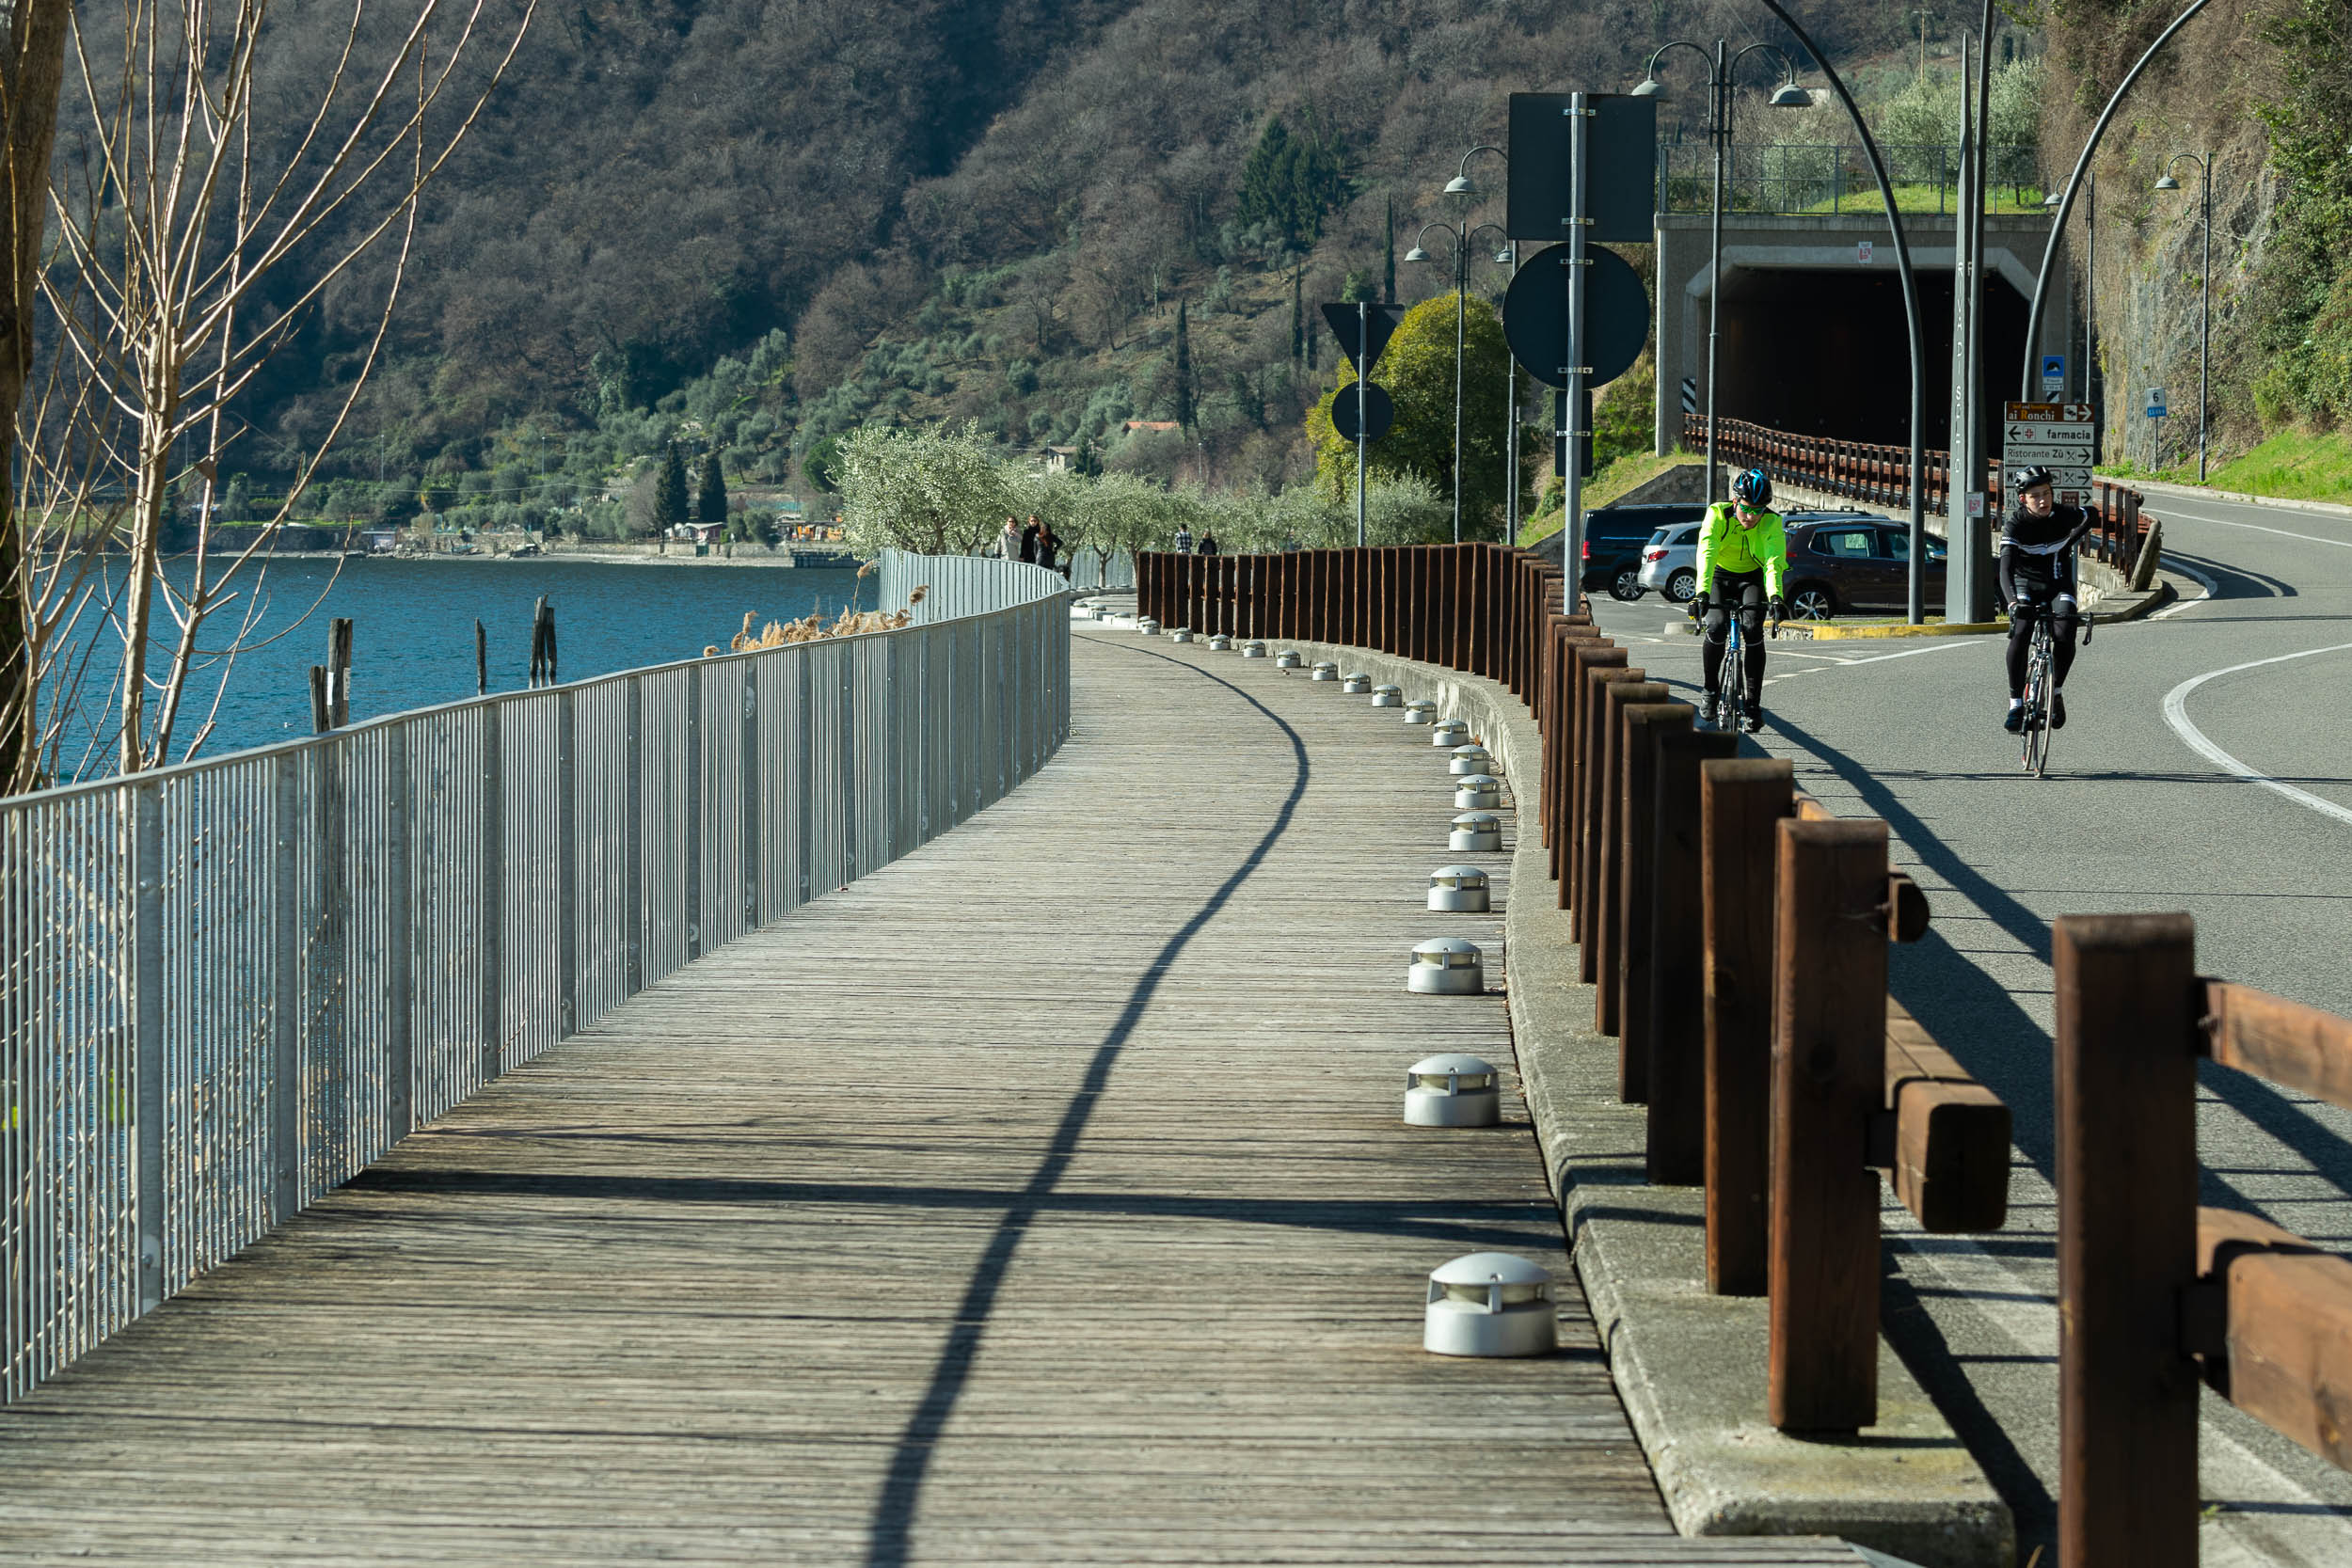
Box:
[1731,467,1772,508]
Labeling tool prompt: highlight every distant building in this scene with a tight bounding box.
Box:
[1037,445,1079,473]
[1122,420,1179,434]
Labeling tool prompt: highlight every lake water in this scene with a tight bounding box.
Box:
[67,558,861,768]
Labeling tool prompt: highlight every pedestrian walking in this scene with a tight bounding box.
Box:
[1198,531,1220,557]
[1037,518,1060,576]
[999,515,1021,560]
[1019,516,1041,564]
[1173,524,1195,554]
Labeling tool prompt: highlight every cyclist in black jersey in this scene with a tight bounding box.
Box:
[1998,465,2094,733]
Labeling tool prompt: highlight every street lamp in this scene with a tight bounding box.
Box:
[1406,212,1512,545]
[2154,151,2213,482]
[1632,40,1812,505]
[1445,145,1518,541]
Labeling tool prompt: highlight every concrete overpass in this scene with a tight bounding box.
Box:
[1650,211,2072,457]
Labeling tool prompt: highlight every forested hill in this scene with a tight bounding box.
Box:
[233,0,1903,515]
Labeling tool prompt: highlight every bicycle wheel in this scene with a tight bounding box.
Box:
[1716,625,1744,732]
[2021,632,2051,777]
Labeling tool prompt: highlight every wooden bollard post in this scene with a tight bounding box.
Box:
[1556,639,1616,894]
[1648,726,1740,1185]
[1702,758,1795,1294]
[1541,621,1596,853]
[1594,679,1667,1046]
[2055,913,2200,1568]
[1769,816,1889,1432]
[1574,661,1636,942]
[1617,701,1692,1102]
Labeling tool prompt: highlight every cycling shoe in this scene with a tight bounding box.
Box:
[2004,705,2024,734]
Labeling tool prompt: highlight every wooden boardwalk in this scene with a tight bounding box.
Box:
[0,627,1863,1566]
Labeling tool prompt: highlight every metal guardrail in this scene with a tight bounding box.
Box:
[1657,142,2044,216]
[2,550,1070,1402]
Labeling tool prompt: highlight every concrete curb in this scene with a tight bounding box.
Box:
[1808,619,2006,641]
[1267,634,2012,1568]
[2125,474,2352,520]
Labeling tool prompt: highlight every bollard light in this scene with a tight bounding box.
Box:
[1138,617,1161,636]
[1208,632,1232,651]
[1406,935,1485,995]
[1448,743,1494,777]
[1405,1053,1502,1127]
[1449,811,1502,852]
[1276,648,1303,670]
[1454,773,1502,810]
[1427,864,1490,911]
[1432,718,1470,748]
[1372,683,1405,708]
[1310,660,1340,682]
[1171,626,1194,643]
[1342,672,1373,694]
[1405,699,1438,725]
[1241,640,1268,658]
[1423,1253,1556,1357]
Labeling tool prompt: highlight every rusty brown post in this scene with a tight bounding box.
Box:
[1648,727,1740,1185]
[1560,642,1623,895]
[1573,658,1633,933]
[1595,679,1667,1048]
[1617,702,1693,1102]
[2055,913,2200,1568]
[1702,758,1795,1294]
[1769,816,1890,1433]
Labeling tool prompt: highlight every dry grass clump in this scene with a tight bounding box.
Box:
[707,586,930,656]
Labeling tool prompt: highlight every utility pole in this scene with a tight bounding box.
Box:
[1563,93,1592,594]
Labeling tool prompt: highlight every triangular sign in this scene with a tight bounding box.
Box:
[1321,303,1406,371]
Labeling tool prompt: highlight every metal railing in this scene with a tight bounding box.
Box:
[1657,142,2044,216]
[2,551,1070,1402]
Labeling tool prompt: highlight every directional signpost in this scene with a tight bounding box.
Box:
[1322,302,1407,546]
[2005,401,2095,509]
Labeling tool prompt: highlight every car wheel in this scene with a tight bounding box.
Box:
[1665,568,1697,604]
[1788,584,1836,621]
[1610,566,1645,602]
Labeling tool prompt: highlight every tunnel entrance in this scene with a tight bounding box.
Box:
[1712,266,2027,451]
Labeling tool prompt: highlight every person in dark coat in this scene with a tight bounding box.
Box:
[1019,516,1041,564]
[1198,531,1220,557]
[1036,518,1059,575]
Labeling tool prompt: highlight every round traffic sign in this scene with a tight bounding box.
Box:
[1333,382,1394,442]
[1503,243,1650,389]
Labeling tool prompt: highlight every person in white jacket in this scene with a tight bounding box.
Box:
[999,516,1022,560]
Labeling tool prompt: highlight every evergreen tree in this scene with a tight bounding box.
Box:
[1383,194,1396,303]
[656,442,690,531]
[1173,300,1196,434]
[1290,265,1303,365]
[1237,119,1295,236]
[696,451,728,524]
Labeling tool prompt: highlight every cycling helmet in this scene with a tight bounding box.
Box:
[1731,467,1772,508]
[2010,464,2054,491]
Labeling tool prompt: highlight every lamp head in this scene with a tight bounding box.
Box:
[1493,247,1512,264]
[1443,174,1476,197]
[2044,192,2062,209]
[1630,75,1663,98]
[2153,173,2181,191]
[1768,83,1812,108]
[1404,245,1432,263]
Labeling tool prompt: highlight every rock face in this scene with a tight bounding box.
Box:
[2041,0,2277,466]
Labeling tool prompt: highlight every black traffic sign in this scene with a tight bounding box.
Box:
[1506,93,1657,245]
[1321,302,1406,371]
[1502,242,1649,389]
[1331,382,1394,442]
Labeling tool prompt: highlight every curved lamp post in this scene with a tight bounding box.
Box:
[1406,211,1513,544]
[1631,40,1809,508]
[2154,152,2213,483]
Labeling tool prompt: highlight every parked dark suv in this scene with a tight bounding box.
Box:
[1580,502,1708,601]
[1783,516,1947,619]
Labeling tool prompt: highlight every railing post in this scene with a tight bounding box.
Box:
[1617,701,1692,1104]
[553,691,578,1038]
[1701,757,1793,1294]
[1572,659,1634,932]
[625,675,644,994]
[270,751,301,1223]
[386,723,414,1137]
[1769,816,1888,1432]
[794,651,816,903]
[2054,913,2201,1568]
[685,671,705,958]
[1595,678,1666,1055]
[479,700,504,1085]
[740,662,761,931]
[1648,727,1739,1185]
[131,780,165,1313]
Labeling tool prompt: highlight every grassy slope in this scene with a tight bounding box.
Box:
[2100,428,2352,505]
[1516,450,1699,546]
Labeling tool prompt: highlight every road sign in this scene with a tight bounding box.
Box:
[1679,376,1697,415]
[1331,382,1393,443]
[1857,240,1873,264]
[2146,387,2168,419]
[1503,242,1648,388]
[2042,354,2065,392]
[2005,402,2097,507]
[1506,93,1656,243]
[1321,303,1406,371]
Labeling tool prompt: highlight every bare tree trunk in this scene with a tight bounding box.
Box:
[118,394,179,775]
[0,1,72,793]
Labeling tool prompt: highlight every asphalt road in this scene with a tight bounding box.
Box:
[1583,491,2352,1568]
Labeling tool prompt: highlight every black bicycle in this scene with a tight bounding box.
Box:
[1703,598,1780,734]
[2013,599,2090,778]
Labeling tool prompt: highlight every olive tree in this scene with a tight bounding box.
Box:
[834,420,1018,558]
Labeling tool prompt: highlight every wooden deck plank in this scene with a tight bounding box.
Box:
[0,628,1861,1566]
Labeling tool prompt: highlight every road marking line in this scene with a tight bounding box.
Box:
[2162,643,2352,828]
[2165,511,2352,551]
[2153,560,2219,620]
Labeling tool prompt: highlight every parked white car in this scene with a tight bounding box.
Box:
[1635,509,1886,604]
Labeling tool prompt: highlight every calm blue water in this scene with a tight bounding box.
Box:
[79,559,861,767]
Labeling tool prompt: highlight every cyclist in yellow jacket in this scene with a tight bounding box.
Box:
[1691,467,1788,732]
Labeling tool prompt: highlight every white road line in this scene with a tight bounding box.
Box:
[2162,510,2352,551]
[2153,559,2219,620]
[2162,643,2352,829]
